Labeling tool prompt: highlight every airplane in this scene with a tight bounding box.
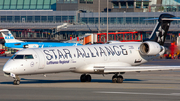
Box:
[0,29,82,50]
[3,13,180,85]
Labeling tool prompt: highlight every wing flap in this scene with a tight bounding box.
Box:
[104,66,180,73]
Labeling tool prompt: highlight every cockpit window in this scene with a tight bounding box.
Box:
[25,55,34,59]
[11,54,34,59]
[14,55,24,59]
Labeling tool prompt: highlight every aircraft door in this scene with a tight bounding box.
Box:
[35,49,45,69]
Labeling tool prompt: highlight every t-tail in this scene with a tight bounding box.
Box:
[143,13,180,45]
[0,29,23,43]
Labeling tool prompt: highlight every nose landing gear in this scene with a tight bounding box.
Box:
[13,80,20,85]
[13,76,21,85]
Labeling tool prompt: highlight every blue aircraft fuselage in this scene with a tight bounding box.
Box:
[5,42,82,49]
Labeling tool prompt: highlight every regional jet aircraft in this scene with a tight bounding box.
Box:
[0,29,82,50]
[3,14,180,85]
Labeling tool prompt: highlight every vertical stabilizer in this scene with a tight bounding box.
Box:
[0,29,23,43]
[143,14,175,45]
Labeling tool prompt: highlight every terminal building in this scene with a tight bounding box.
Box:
[0,0,179,42]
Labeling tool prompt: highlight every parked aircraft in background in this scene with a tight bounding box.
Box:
[0,29,82,50]
[3,14,180,85]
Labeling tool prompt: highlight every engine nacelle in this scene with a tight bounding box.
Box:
[23,44,39,48]
[139,41,161,55]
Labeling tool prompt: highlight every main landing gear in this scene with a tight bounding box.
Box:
[13,76,20,85]
[80,74,124,83]
[80,74,91,82]
[112,74,123,83]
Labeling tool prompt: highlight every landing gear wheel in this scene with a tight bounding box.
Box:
[13,80,17,85]
[80,74,86,82]
[13,80,20,85]
[112,75,123,83]
[117,75,123,83]
[86,75,91,82]
[80,74,92,82]
[16,80,20,85]
[112,75,117,83]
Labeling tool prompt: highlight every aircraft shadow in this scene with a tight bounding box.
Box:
[0,78,142,85]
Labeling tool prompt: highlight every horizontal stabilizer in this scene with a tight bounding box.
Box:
[144,17,180,21]
[162,17,180,20]
[104,66,180,73]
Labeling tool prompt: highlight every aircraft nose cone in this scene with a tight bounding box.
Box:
[3,63,12,74]
[3,59,15,73]
[3,66,10,73]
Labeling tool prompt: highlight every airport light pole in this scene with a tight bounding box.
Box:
[98,0,101,33]
[107,0,109,42]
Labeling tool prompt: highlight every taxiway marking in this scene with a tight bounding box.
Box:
[95,91,180,96]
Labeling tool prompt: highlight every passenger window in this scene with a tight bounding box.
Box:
[14,43,21,46]
[25,55,34,59]
[14,55,24,59]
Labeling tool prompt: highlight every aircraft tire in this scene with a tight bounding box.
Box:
[112,75,117,83]
[80,74,86,82]
[117,75,123,83]
[16,80,20,85]
[13,80,17,85]
[13,80,20,85]
[86,75,91,82]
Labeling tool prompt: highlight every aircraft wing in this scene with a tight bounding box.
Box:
[102,66,180,73]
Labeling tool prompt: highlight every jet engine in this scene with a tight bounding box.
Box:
[23,44,39,48]
[139,41,162,55]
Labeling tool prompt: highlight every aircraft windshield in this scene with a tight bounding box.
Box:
[14,55,24,59]
[25,55,34,59]
[11,55,34,59]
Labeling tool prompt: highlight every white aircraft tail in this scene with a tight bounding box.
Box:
[0,29,23,43]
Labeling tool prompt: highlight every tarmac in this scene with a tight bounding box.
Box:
[0,56,180,101]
